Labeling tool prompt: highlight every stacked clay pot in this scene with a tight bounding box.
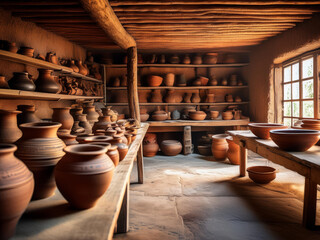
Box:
[161,140,182,156]
[0,110,22,143]
[55,144,114,209]
[52,107,74,133]
[0,144,34,240]
[17,105,40,125]
[211,134,229,161]
[143,133,159,157]
[226,136,240,165]
[15,122,66,200]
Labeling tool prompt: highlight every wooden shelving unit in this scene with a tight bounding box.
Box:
[107,102,249,106]
[147,119,249,127]
[106,86,248,90]
[103,63,249,68]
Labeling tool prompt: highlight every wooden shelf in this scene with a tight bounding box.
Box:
[147,119,249,127]
[0,50,103,84]
[103,63,249,68]
[107,102,249,106]
[0,89,103,101]
[106,86,248,90]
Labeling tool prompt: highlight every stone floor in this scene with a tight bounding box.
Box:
[114,152,320,240]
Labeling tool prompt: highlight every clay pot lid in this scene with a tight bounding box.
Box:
[212,134,229,140]
[86,142,111,151]
[161,140,181,146]
[20,121,61,129]
[17,104,36,112]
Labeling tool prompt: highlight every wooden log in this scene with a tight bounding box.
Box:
[80,0,136,49]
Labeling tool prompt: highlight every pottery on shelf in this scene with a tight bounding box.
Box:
[92,116,111,133]
[45,52,58,65]
[211,134,229,161]
[159,54,166,64]
[221,78,228,86]
[210,111,219,120]
[83,105,99,126]
[203,53,218,64]
[160,140,182,156]
[164,73,175,86]
[229,74,238,86]
[6,42,18,53]
[171,110,180,120]
[147,75,163,87]
[70,108,83,118]
[143,133,159,157]
[35,69,61,93]
[176,74,186,87]
[54,144,114,209]
[205,93,215,103]
[248,123,287,139]
[76,60,88,75]
[183,92,192,103]
[0,110,22,143]
[199,76,209,86]
[182,106,196,120]
[150,89,163,103]
[102,106,118,122]
[17,104,40,126]
[182,54,191,64]
[15,122,66,200]
[52,107,74,133]
[140,108,149,122]
[0,144,34,240]
[247,166,276,184]
[225,94,233,102]
[191,91,201,103]
[222,111,233,120]
[192,54,202,64]
[169,54,180,64]
[164,89,178,103]
[235,96,242,102]
[226,137,240,165]
[208,75,218,86]
[0,75,8,89]
[151,109,168,121]
[8,72,36,91]
[192,77,202,86]
[197,144,212,156]
[19,47,34,57]
[120,75,127,87]
[68,60,79,73]
[189,111,206,121]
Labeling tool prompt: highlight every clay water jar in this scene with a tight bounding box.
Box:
[35,69,61,93]
[83,105,99,126]
[105,129,117,137]
[92,116,111,133]
[189,111,206,121]
[71,121,85,135]
[0,75,8,89]
[164,73,175,86]
[210,111,219,120]
[147,75,163,87]
[151,110,168,121]
[203,53,218,64]
[86,142,119,166]
[15,122,66,200]
[17,104,40,126]
[211,134,229,161]
[54,144,114,209]
[0,144,34,240]
[247,166,276,184]
[140,109,149,122]
[143,133,159,157]
[150,89,163,103]
[160,140,182,156]
[52,107,74,133]
[57,133,78,146]
[8,72,36,91]
[0,110,22,143]
[75,133,94,144]
[197,144,212,156]
[76,60,88,76]
[191,92,201,103]
[248,123,287,139]
[226,137,240,165]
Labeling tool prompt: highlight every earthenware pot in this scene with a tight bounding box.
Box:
[45,52,58,65]
[192,77,202,86]
[35,69,61,93]
[192,54,202,64]
[52,107,74,133]
[248,123,287,139]
[203,53,218,64]
[83,105,99,126]
[176,74,186,87]
[221,78,228,86]
[200,76,209,86]
[140,109,149,122]
[70,108,83,118]
[235,96,242,102]
[210,111,219,120]
[222,111,233,120]
[150,89,163,103]
[151,109,168,121]
[0,110,22,143]
[164,89,177,103]
[183,54,191,64]
[208,75,218,86]
[17,105,40,126]
[0,144,34,240]
[125,133,132,145]
[57,133,78,146]
[114,142,128,161]
[211,134,228,161]
[15,122,66,200]
[107,145,120,166]
[143,134,159,157]
[164,73,175,86]
[172,110,180,120]
[191,92,201,103]
[183,92,192,103]
[225,94,233,102]
[169,54,180,64]
[247,166,276,184]
[120,75,127,87]
[76,60,88,75]
[205,93,215,103]
[147,75,163,87]
[68,60,79,73]
[229,74,237,86]
[0,76,8,89]
[182,106,196,120]
[82,135,113,144]
[92,116,111,133]
[7,42,18,53]
[8,72,36,91]
[75,114,92,134]
[197,144,212,156]
[102,106,118,122]
[19,47,34,57]
[55,144,114,209]
[189,111,206,121]
[159,54,166,64]
[160,140,182,156]
[226,137,240,165]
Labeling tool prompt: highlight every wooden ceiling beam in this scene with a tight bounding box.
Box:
[0,0,79,6]
[119,19,304,24]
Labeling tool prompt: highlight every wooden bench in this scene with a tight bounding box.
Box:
[228,130,320,230]
[13,123,149,240]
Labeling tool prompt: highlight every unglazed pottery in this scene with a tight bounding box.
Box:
[164,89,177,103]
[248,123,287,139]
[107,145,120,166]
[247,166,276,184]
[52,107,74,133]
[54,144,114,209]
[203,53,218,64]
[205,93,215,103]
[211,134,228,161]
[114,142,128,161]
[189,111,206,121]
[0,144,34,240]
[199,76,209,86]
[147,75,163,87]
[169,54,180,64]
[225,94,233,102]
[175,74,186,87]
[222,111,233,120]
[15,122,65,200]
[92,116,111,133]
[8,72,36,91]
[150,89,163,103]
[164,73,175,86]
[83,105,99,126]
[35,69,61,93]
[210,111,219,120]
[151,109,168,121]
[75,114,92,134]
[57,133,78,146]
[160,140,182,156]
[221,78,228,86]
[17,104,40,126]
[140,110,149,122]
[183,54,191,64]
[19,47,34,57]
[192,54,202,64]
[71,121,85,135]
[226,137,240,165]
[0,76,8,89]
[102,106,118,122]
[183,92,192,103]
[82,135,113,144]
[0,110,22,143]
[143,133,159,157]
[229,74,238,86]
[191,91,201,103]
[235,96,242,102]
[208,75,218,86]
[70,108,83,118]
[197,144,212,156]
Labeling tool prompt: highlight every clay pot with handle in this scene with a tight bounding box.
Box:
[8,72,36,91]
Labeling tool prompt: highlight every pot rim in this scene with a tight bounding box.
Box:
[212,134,229,140]
[84,136,113,142]
[0,143,17,153]
[247,166,277,174]
[64,144,107,155]
[248,123,286,128]
[270,129,320,135]
[19,121,61,129]
[52,107,71,110]
[86,142,111,151]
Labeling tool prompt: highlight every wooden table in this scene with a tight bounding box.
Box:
[13,123,149,240]
[228,130,320,230]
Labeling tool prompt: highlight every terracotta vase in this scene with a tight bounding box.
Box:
[235,96,242,102]
[164,73,175,86]
[54,144,114,209]
[57,133,78,146]
[182,106,196,120]
[192,77,202,86]
[205,93,215,103]
[46,52,58,64]
[52,107,74,133]
[150,89,163,103]
[17,104,40,126]
[192,54,202,64]
[199,76,209,86]
[70,108,83,119]
[114,142,128,161]
[160,140,182,156]
[76,60,88,75]
[92,116,111,133]
[83,105,99,126]
[191,91,201,103]
[125,133,132,145]
[183,92,192,103]
[0,144,34,240]
[68,60,79,73]
[105,129,117,137]
[222,111,233,120]
[0,110,22,143]
[0,76,8,89]
[226,137,240,165]
[75,114,92,134]
[164,89,177,103]
[210,111,219,120]
[140,109,149,122]
[102,106,118,122]
[211,134,228,161]
[143,133,159,157]
[35,69,61,93]
[15,122,66,200]
[8,72,36,91]
[82,135,113,144]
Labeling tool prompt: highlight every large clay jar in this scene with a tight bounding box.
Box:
[92,116,111,133]
[140,108,149,122]
[143,133,159,157]
[83,105,99,126]
[54,144,114,209]
[161,140,182,156]
[150,89,163,103]
[8,72,36,91]
[211,134,228,161]
[102,106,118,122]
[17,104,40,126]
[152,109,168,121]
[0,110,22,143]
[226,137,240,165]
[114,142,128,161]
[191,91,201,103]
[35,69,61,93]
[0,75,9,89]
[75,114,92,134]
[164,73,175,86]
[57,133,78,146]
[52,107,74,133]
[164,89,177,103]
[0,144,34,240]
[15,122,66,200]
[76,60,88,75]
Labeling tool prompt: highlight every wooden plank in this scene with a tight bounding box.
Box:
[107,102,250,106]
[137,146,144,184]
[148,119,249,127]
[103,63,249,68]
[106,86,249,90]
[116,182,129,233]
[303,178,318,229]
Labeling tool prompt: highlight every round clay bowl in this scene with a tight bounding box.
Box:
[197,145,212,156]
[147,75,163,87]
[160,140,182,156]
[247,166,276,184]
[222,112,233,120]
[270,129,320,152]
[248,123,287,139]
[189,111,206,121]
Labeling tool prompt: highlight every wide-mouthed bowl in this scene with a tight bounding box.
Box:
[248,123,287,139]
[247,166,276,184]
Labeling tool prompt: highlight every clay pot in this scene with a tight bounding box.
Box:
[147,75,163,87]
[125,133,132,145]
[92,116,111,133]
[55,144,114,209]
[247,166,276,184]
[248,123,287,139]
[226,137,240,165]
[138,91,148,103]
[189,111,206,121]
[192,77,202,86]
[205,93,215,103]
[152,109,168,121]
[70,108,83,118]
[143,133,159,157]
[169,54,180,64]
[164,73,175,86]
[235,96,242,102]
[111,77,121,87]
[183,93,192,103]
[164,89,177,103]
[83,105,99,126]
[76,114,92,134]
[82,135,113,144]
[35,69,61,93]
[8,72,36,91]
[7,42,18,53]
[45,52,58,65]
[150,89,163,103]
[15,122,66,200]
[225,94,233,102]
[114,142,128,161]
[221,78,228,86]
[197,144,212,156]
[68,60,79,73]
[208,75,218,86]
[200,76,209,86]
[107,145,120,166]
[210,111,219,120]
[159,54,166,64]
[52,107,74,133]
[140,109,149,122]
[102,106,118,122]
[0,110,22,143]
[182,106,196,120]
[182,54,191,64]
[0,144,34,240]
[191,91,201,103]
[160,140,182,156]
[211,134,228,161]
[176,74,186,87]
[233,110,241,120]
[203,53,218,64]
[192,54,202,64]
[222,111,233,120]
[229,74,238,86]
[172,110,180,120]
[17,105,40,126]
[19,47,34,57]
[0,76,8,89]
[105,129,117,137]
[57,133,78,146]
[76,60,88,75]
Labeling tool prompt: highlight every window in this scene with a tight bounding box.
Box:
[282,56,316,126]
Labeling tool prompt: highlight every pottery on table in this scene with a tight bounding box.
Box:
[191,91,201,103]
[192,54,202,64]
[102,106,118,122]
[86,142,119,166]
[82,135,113,144]
[52,107,74,133]
[54,144,114,209]
[0,75,8,89]
[125,133,132,145]
[164,73,175,86]
[57,133,78,146]
[35,69,61,93]
[247,166,276,184]
[114,142,128,161]
[92,116,111,133]
[19,47,34,57]
[248,123,287,140]
[189,111,206,121]
[147,75,163,87]
[270,129,320,152]
[226,137,240,165]
[68,60,79,73]
[76,60,88,75]
[151,109,168,121]
[17,105,40,126]
[233,110,242,120]
[160,140,182,156]
[210,111,219,120]
[0,144,34,240]
[83,105,99,126]
[197,144,212,156]
[211,134,228,161]
[143,133,159,157]
[0,110,22,143]
[15,122,66,200]
[8,72,36,91]
[203,53,218,64]
[150,89,163,103]
[222,111,233,120]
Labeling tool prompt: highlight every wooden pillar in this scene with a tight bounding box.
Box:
[302,177,317,229]
[240,145,247,177]
[117,182,129,233]
[137,145,144,184]
[127,46,140,126]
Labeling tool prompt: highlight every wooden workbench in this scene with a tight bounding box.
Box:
[13,123,149,240]
[228,130,320,230]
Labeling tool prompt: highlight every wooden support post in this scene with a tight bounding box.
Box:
[137,145,144,184]
[127,46,141,127]
[117,182,130,233]
[303,177,317,229]
[240,144,247,177]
